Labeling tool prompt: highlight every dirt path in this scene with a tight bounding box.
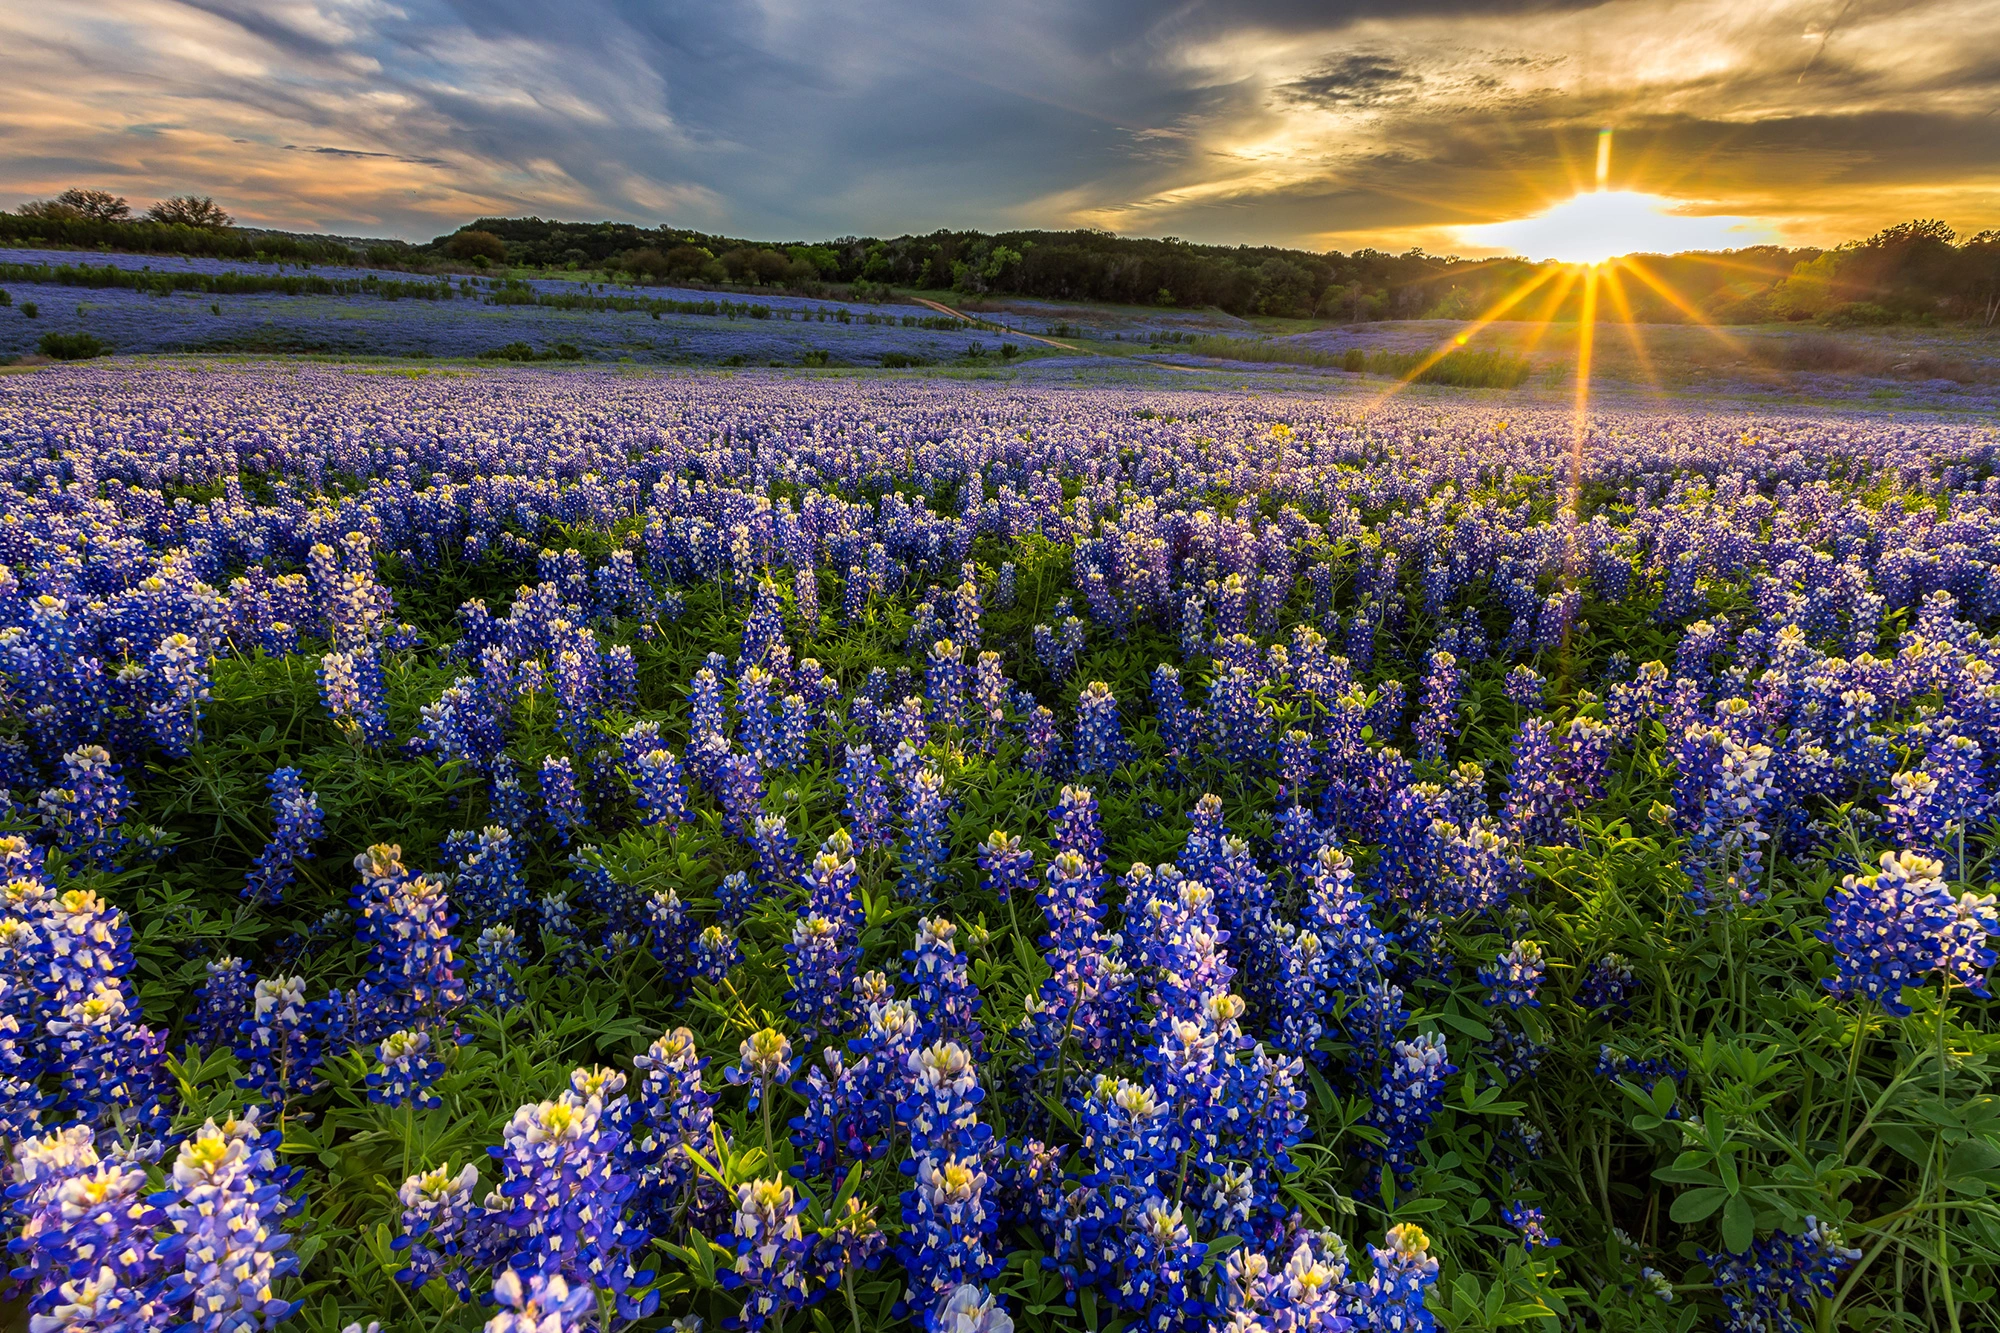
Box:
[901,294,1213,372]
[902,295,1090,353]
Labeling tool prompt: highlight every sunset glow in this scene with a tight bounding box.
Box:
[1456,190,1770,265]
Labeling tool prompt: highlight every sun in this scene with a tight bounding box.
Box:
[1456,190,1769,265]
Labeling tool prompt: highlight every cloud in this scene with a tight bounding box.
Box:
[0,0,1992,248]
[1282,56,1422,108]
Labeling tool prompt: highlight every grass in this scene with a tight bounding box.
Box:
[1183,334,1538,387]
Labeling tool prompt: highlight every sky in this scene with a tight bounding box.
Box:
[1,0,1995,257]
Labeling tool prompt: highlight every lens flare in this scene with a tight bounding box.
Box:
[1456,190,1769,265]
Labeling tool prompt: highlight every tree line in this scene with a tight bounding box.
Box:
[7,185,2000,326]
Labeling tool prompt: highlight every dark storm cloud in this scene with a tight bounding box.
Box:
[0,0,1995,247]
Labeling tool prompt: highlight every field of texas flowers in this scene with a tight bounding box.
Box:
[0,361,1994,1333]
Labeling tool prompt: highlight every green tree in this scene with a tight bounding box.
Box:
[146,195,233,229]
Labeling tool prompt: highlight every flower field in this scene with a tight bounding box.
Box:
[0,360,1994,1333]
[0,254,981,365]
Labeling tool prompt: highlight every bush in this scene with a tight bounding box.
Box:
[1341,347,1365,372]
[446,230,509,264]
[1819,302,1899,328]
[36,332,107,360]
[0,288,9,307]
[880,352,931,368]
[20,302,37,319]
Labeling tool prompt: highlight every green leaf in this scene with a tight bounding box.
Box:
[1720,1193,1755,1254]
[1669,1187,1729,1223]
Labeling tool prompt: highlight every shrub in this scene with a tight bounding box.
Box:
[20,301,38,318]
[1819,302,1899,328]
[880,352,931,368]
[445,230,508,264]
[0,288,9,307]
[1341,347,1365,372]
[36,332,107,360]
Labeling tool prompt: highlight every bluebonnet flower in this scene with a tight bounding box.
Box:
[145,631,210,756]
[1701,1218,1858,1333]
[540,756,587,847]
[155,1107,303,1333]
[977,831,1035,903]
[319,646,394,748]
[1501,1203,1559,1249]
[626,746,688,830]
[37,746,131,869]
[1820,848,1997,1014]
[1209,666,1269,768]
[842,746,891,852]
[926,639,965,730]
[786,915,858,1044]
[1151,664,1202,770]
[1353,1224,1439,1333]
[349,845,464,1026]
[900,1154,999,1310]
[809,829,865,934]
[630,1027,716,1221]
[488,1268,598,1333]
[1479,940,1546,1009]
[1073,681,1133,776]
[489,758,536,834]
[394,1161,481,1297]
[469,925,527,1009]
[235,975,330,1110]
[690,667,728,746]
[636,890,691,979]
[904,917,984,1058]
[693,925,741,983]
[188,955,253,1055]
[899,769,952,904]
[736,666,777,759]
[446,825,530,923]
[723,1177,818,1331]
[724,1028,798,1115]
[486,1074,649,1313]
[993,564,1016,610]
[12,1145,169,1330]
[1578,953,1639,1012]
[1218,1234,1352,1333]
[716,752,767,838]
[1051,785,1106,876]
[1022,706,1063,776]
[1673,714,1779,911]
[774,695,810,770]
[369,1029,445,1108]
[1413,651,1462,765]
[1504,665,1546,710]
[1363,1034,1454,1191]
[752,813,804,896]
[244,767,324,904]
[899,1040,990,1160]
[1594,1045,1685,1110]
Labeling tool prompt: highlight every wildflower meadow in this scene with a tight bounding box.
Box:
[0,360,1992,1333]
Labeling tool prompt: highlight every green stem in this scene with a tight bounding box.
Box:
[762,1073,774,1162]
